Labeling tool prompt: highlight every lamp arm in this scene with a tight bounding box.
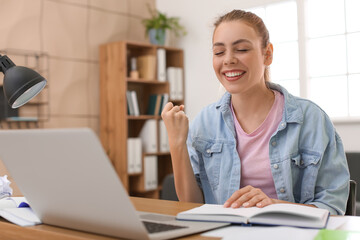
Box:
[0,54,16,73]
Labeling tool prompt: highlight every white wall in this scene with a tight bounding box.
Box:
[157,0,360,152]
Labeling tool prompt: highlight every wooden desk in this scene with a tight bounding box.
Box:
[0,197,217,240]
[0,197,359,240]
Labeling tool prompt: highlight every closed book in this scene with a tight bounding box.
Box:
[147,95,158,115]
[177,203,330,229]
[157,48,166,82]
[130,91,140,116]
[126,91,135,115]
[153,95,162,116]
[139,119,157,153]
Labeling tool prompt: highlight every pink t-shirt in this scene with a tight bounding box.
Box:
[231,90,284,199]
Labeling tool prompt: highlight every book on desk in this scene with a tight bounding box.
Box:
[176,203,330,229]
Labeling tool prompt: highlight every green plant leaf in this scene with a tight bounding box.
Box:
[142,4,187,37]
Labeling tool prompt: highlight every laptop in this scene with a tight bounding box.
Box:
[0,128,228,240]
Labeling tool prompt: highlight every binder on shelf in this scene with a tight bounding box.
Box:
[159,120,169,152]
[167,67,177,100]
[157,48,166,82]
[175,68,184,101]
[137,55,156,80]
[127,138,136,174]
[127,138,142,174]
[134,138,142,173]
[139,119,157,153]
[167,67,183,101]
[144,156,158,191]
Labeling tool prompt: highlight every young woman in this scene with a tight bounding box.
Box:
[161,10,349,215]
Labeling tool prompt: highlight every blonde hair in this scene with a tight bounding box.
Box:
[214,10,271,82]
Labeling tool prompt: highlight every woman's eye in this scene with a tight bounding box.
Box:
[214,51,224,56]
[237,49,249,52]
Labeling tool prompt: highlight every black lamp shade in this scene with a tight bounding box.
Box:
[3,66,47,108]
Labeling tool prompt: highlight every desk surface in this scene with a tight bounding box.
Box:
[0,197,359,240]
[0,197,216,240]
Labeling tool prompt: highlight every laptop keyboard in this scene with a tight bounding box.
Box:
[142,221,188,234]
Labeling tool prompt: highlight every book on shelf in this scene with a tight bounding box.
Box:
[130,91,140,116]
[137,55,156,80]
[139,119,157,153]
[127,138,142,174]
[157,48,166,82]
[126,91,134,115]
[146,94,157,115]
[153,94,162,116]
[126,90,140,116]
[0,197,41,227]
[167,67,183,101]
[176,203,330,229]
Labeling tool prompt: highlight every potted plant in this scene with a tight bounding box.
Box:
[142,6,186,45]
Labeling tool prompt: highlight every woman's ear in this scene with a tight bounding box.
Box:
[264,43,273,66]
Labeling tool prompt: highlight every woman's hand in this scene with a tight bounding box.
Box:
[161,102,189,147]
[224,185,276,208]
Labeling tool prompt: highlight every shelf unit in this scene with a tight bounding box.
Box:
[0,49,50,129]
[99,41,184,198]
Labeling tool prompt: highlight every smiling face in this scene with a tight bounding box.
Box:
[212,20,273,95]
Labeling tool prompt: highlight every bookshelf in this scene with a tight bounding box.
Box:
[99,41,184,198]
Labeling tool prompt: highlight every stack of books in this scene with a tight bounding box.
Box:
[146,93,169,116]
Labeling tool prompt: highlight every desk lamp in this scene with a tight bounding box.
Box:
[0,54,47,108]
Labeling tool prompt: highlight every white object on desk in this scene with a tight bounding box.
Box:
[0,208,41,227]
[0,175,12,199]
[203,216,353,240]
[0,197,41,226]
[203,226,319,240]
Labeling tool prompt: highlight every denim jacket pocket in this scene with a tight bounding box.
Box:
[192,140,223,190]
[291,152,321,201]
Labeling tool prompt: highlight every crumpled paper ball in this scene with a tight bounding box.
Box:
[0,175,13,199]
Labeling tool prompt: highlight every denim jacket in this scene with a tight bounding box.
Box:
[187,82,350,215]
